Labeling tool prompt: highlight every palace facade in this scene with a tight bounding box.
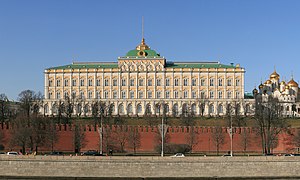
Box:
[43,38,253,116]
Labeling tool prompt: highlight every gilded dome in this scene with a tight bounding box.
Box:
[287,78,298,87]
[253,88,258,94]
[259,83,264,89]
[264,80,272,84]
[285,85,290,89]
[280,81,286,85]
[270,71,280,79]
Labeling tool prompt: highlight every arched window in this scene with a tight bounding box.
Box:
[173,104,178,116]
[209,104,214,114]
[218,104,223,114]
[118,104,124,114]
[137,104,142,114]
[145,104,152,114]
[164,104,169,114]
[84,104,89,114]
[127,104,133,114]
[44,104,49,114]
[191,103,196,115]
[182,103,188,115]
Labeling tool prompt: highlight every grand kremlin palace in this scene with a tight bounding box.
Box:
[43,38,254,117]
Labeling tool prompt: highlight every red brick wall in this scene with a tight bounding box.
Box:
[0,123,297,154]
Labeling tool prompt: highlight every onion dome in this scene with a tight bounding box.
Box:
[280,81,286,85]
[252,88,258,94]
[258,83,264,89]
[287,78,299,87]
[285,85,290,89]
[264,80,272,84]
[270,70,280,79]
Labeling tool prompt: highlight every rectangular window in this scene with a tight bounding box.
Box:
[48,80,53,87]
[183,79,188,86]
[104,91,108,99]
[200,91,205,99]
[64,79,69,87]
[218,91,223,99]
[183,91,188,98]
[104,79,109,86]
[64,91,68,98]
[72,80,77,86]
[96,91,100,99]
[174,91,179,99]
[80,91,84,99]
[56,80,61,87]
[88,79,93,86]
[192,91,196,98]
[218,79,223,86]
[165,91,170,99]
[148,79,152,86]
[209,91,214,98]
[236,79,240,86]
[200,79,205,86]
[166,78,170,86]
[139,79,144,86]
[227,79,232,86]
[130,79,134,86]
[88,91,92,99]
[56,92,60,99]
[80,79,84,86]
[113,79,117,86]
[192,79,197,86]
[156,91,161,99]
[227,91,232,98]
[235,91,240,98]
[147,91,152,98]
[138,91,143,99]
[156,79,161,86]
[209,79,214,86]
[121,91,126,99]
[113,91,117,99]
[121,79,126,86]
[130,91,134,99]
[174,79,179,86]
[96,79,101,86]
[48,92,52,99]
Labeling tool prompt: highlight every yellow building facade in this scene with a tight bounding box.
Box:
[43,38,252,116]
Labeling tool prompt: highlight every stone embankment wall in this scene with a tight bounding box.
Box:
[0,123,297,153]
[0,156,300,178]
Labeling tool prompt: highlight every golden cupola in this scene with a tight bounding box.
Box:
[270,70,280,79]
[264,79,272,84]
[287,78,298,87]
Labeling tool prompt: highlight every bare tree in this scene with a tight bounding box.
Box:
[18,90,43,121]
[127,126,141,154]
[240,128,251,155]
[73,122,85,153]
[9,114,31,154]
[254,95,288,154]
[211,126,225,155]
[0,93,10,122]
[103,126,115,153]
[114,126,128,153]
[45,118,58,152]
[185,126,199,153]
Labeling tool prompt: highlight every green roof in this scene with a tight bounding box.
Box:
[126,49,160,57]
[46,63,118,70]
[165,62,236,69]
[47,62,240,70]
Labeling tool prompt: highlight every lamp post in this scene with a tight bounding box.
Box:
[230,114,233,157]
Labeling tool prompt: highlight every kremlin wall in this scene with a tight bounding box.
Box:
[0,123,297,154]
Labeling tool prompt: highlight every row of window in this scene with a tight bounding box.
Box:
[48,78,241,87]
[47,102,251,115]
[48,90,241,100]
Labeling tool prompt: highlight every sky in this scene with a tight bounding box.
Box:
[1,0,300,100]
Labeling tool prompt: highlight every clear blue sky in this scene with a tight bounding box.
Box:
[1,0,300,100]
